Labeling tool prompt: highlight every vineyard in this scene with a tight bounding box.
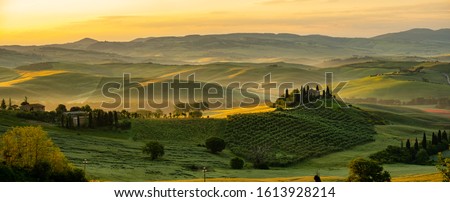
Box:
[225,107,382,166]
[131,118,227,143]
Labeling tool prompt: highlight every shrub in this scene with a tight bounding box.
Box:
[347,158,391,182]
[143,141,165,160]
[230,157,244,169]
[119,119,132,130]
[205,137,226,153]
[415,149,429,165]
[369,146,411,164]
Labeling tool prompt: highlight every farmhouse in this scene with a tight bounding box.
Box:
[20,103,45,112]
[308,89,321,98]
[64,111,89,127]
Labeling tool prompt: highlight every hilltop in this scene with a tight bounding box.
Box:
[1,29,449,67]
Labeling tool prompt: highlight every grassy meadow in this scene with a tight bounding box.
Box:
[0,59,449,182]
[1,100,448,182]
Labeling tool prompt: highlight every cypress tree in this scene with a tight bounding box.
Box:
[89,112,93,128]
[432,132,437,145]
[114,111,119,128]
[414,138,419,151]
[285,88,289,98]
[77,115,80,128]
[97,111,102,127]
[326,86,330,98]
[66,116,72,128]
[443,131,448,142]
[0,99,6,110]
[437,130,442,143]
[316,85,319,91]
[421,132,427,149]
[406,139,411,150]
[108,111,114,126]
[301,86,307,103]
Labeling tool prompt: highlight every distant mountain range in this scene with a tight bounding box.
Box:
[1,28,449,67]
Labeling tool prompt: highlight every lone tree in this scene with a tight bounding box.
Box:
[347,158,391,182]
[205,137,226,153]
[142,141,165,160]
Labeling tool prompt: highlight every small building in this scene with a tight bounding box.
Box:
[308,89,321,98]
[63,111,89,127]
[20,103,46,112]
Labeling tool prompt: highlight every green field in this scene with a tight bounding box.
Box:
[0,59,450,181]
[1,101,448,181]
[1,60,450,111]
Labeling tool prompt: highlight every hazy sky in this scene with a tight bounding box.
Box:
[1,0,449,45]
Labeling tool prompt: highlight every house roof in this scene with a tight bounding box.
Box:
[29,104,45,108]
[63,111,89,115]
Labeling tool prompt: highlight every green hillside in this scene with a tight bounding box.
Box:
[1,60,450,110]
[1,102,449,181]
[225,107,380,166]
[0,67,20,82]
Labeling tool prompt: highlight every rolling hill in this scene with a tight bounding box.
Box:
[0,60,449,111]
[1,29,449,67]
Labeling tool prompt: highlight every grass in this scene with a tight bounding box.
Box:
[0,104,448,182]
[0,60,449,181]
[1,60,450,110]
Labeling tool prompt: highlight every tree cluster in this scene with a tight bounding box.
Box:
[57,105,131,130]
[172,102,209,118]
[370,130,448,165]
[0,126,86,182]
[347,158,391,182]
[0,98,18,111]
[274,85,334,109]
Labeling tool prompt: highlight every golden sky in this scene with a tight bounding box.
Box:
[0,0,449,45]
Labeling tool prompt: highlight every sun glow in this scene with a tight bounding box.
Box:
[1,0,449,45]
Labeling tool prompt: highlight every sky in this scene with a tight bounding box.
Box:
[0,0,449,45]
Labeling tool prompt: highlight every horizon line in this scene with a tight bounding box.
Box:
[1,27,449,46]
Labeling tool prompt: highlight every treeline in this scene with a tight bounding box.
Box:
[370,130,449,165]
[57,105,132,130]
[16,111,57,123]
